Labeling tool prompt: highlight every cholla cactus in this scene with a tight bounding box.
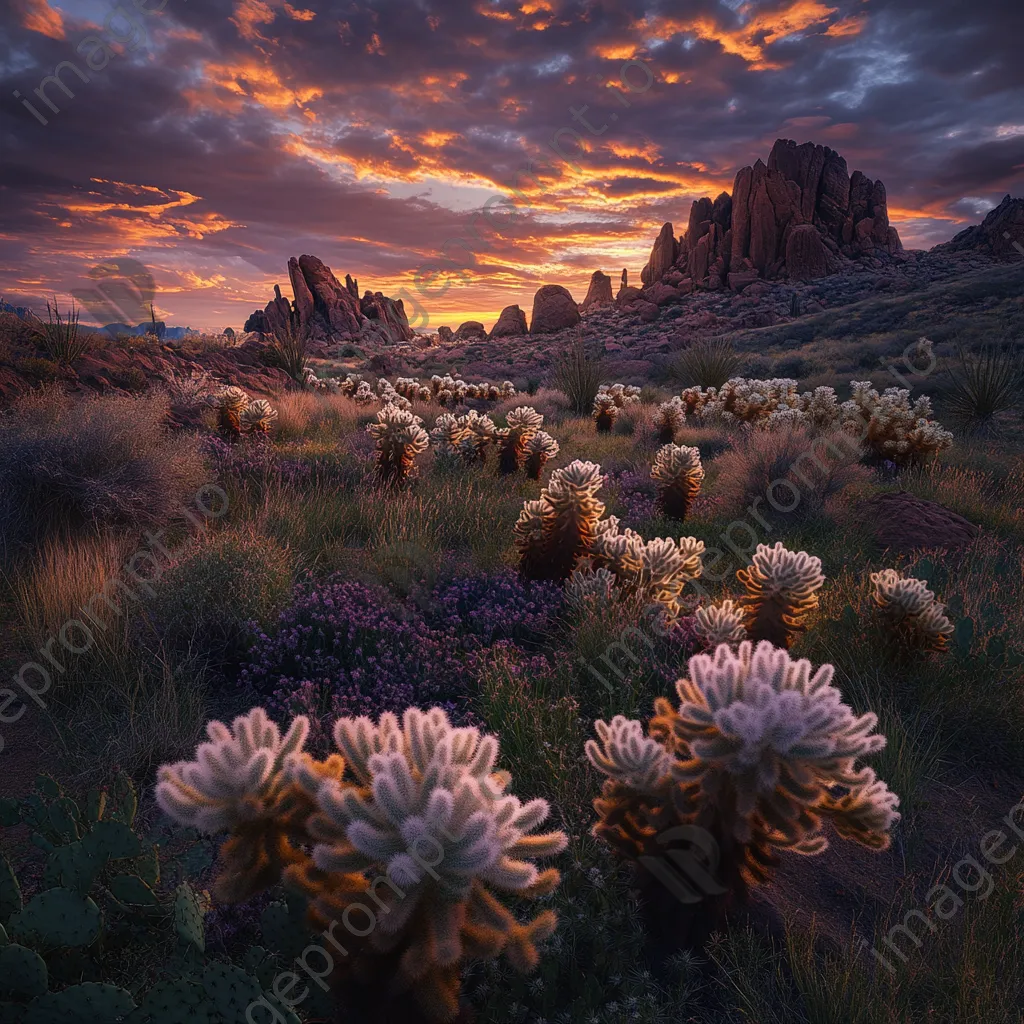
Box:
[497,406,543,474]
[841,382,952,466]
[870,568,953,654]
[523,430,559,480]
[155,709,337,901]
[656,397,686,444]
[514,460,605,581]
[600,383,642,408]
[565,566,620,618]
[297,708,567,1021]
[207,385,250,436]
[429,412,466,467]
[797,386,842,429]
[586,642,899,906]
[693,599,747,649]
[589,517,704,624]
[593,392,619,433]
[339,373,364,397]
[378,380,413,410]
[366,405,430,486]
[736,542,824,649]
[241,398,278,434]
[500,381,517,398]
[456,410,496,463]
[651,444,704,521]
[354,381,377,406]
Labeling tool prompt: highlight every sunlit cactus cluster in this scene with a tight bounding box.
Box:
[650,443,704,520]
[870,568,953,653]
[207,386,279,437]
[586,641,900,895]
[240,397,279,433]
[842,382,953,465]
[693,599,747,649]
[656,396,686,444]
[157,706,567,1022]
[523,430,559,479]
[592,382,641,432]
[496,406,544,474]
[736,542,825,649]
[423,375,516,405]
[367,404,430,486]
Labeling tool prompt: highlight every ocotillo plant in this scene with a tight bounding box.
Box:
[366,405,430,487]
[736,542,824,648]
[650,444,704,521]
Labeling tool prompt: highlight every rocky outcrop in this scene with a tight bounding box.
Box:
[580,271,614,312]
[360,290,415,344]
[243,309,271,335]
[643,139,902,293]
[529,285,580,335]
[437,326,455,344]
[454,320,488,342]
[488,305,528,338]
[935,195,1024,258]
[641,224,679,286]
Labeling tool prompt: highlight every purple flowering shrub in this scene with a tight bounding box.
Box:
[203,435,360,490]
[425,570,564,649]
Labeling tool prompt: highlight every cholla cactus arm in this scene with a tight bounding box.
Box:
[651,444,704,521]
[694,600,747,649]
[523,430,559,479]
[737,542,825,649]
[367,406,430,486]
[585,716,673,794]
[870,569,953,653]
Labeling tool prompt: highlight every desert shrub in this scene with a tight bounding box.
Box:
[12,355,65,382]
[551,332,604,413]
[938,343,1023,435]
[30,298,93,363]
[0,388,205,560]
[151,528,293,668]
[736,541,825,649]
[712,425,869,522]
[668,338,743,388]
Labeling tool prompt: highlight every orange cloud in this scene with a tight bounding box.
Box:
[283,3,316,21]
[15,0,64,40]
[826,14,867,37]
[231,0,275,42]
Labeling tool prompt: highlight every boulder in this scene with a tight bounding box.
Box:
[636,301,660,322]
[296,255,363,338]
[644,282,681,306]
[243,309,270,334]
[529,285,581,334]
[580,271,614,311]
[616,286,645,308]
[454,320,488,342]
[728,271,760,292]
[488,305,528,338]
[785,224,829,281]
[437,326,455,344]
[861,492,979,554]
[641,223,678,286]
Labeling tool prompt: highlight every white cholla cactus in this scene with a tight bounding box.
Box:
[156,707,309,832]
[671,641,900,851]
[737,542,824,648]
[870,568,953,652]
[366,405,429,485]
[523,430,559,479]
[841,382,952,465]
[565,566,620,617]
[650,443,704,520]
[693,599,747,648]
[656,396,686,441]
[353,381,377,405]
[592,392,619,431]
[797,386,842,429]
[585,716,672,795]
[500,381,517,398]
[598,383,641,408]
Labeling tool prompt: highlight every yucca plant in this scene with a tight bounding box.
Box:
[496,406,544,474]
[156,706,567,1023]
[586,643,899,943]
[668,337,743,388]
[869,568,953,655]
[523,430,559,480]
[938,343,1023,436]
[650,443,704,520]
[736,542,824,648]
[266,305,310,382]
[551,331,604,414]
[366,405,429,487]
[31,298,93,363]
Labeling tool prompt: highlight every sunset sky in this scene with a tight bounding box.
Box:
[1,0,1022,332]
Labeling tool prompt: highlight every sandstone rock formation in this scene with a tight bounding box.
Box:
[529,285,580,335]
[580,271,614,312]
[454,321,488,342]
[935,195,1024,258]
[640,139,903,294]
[437,326,455,344]
[245,256,414,347]
[488,304,528,338]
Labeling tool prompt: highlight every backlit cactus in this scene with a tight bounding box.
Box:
[240,398,278,434]
[592,392,618,433]
[456,410,496,463]
[207,385,250,437]
[514,460,605,581]
[523,430,559,480]
[650,443,704,521]
[589,517,704,624]
[736,542,824,648]
[354,380,377,405]
[587,641,899,902]
[497,406,544,474]
[366,405,430,486]
[693,599,747,649]
[869,568,953,653]
[841,382,953,466]
[656,397,686,444]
